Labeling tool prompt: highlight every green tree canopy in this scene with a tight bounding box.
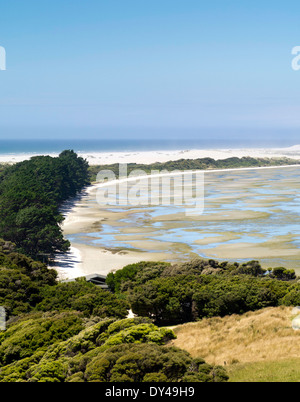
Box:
[0,151,89,258]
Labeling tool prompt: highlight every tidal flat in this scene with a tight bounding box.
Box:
[61,166,300,276]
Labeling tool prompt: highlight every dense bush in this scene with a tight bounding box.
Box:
[0,311,85,366]
[89,156,300,181]
[108,259,299,325]
[280,284,300,306]
[0,150,89,259]
[0,241,57,318]
[82,343,228,383]
[106,261,170,293]
[35,281,128,319]
[0,240,128,320]
[0,317,228,382]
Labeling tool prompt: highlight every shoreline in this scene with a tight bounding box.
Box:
[1,145,300,166]
[53,162,300,280]
[51,246,83,281]
[54,243,171,281]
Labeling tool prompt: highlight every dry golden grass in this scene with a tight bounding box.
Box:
[170,306,300,366]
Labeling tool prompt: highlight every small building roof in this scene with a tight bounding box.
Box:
[62,273,108,288]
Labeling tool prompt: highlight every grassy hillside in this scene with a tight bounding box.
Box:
[227,358,300,382]
[171,306,300,382]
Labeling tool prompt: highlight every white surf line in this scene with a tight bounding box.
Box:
[87,163,300,193]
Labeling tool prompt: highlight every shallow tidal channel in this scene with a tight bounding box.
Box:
[66,166,300,274]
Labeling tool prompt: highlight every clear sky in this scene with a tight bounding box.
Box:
[1,0,300,143]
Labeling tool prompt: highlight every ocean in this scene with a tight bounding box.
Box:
[0,136,297,155]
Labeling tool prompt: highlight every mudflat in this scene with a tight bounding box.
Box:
[54,166,300,278]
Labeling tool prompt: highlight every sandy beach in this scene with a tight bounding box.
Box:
[52,243,170,281]
[52,185,172,280]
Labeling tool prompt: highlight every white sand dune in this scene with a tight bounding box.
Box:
[1,145,300,166]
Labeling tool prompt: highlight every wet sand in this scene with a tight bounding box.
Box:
[55,243,169,281]
[53,188,171,279]
[53,165,300,279]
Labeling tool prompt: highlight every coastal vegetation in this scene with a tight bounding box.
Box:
[0,164,8,175]
[106,259,300,325]
[0,312,228,382]
[0,240,228,382]
[1,241,300,381]
[88,156,300,181]
[0,151,90,260]
[0,240,127,320]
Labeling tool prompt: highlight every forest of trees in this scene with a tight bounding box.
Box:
[0,151,89,259]
[106,259,300,325]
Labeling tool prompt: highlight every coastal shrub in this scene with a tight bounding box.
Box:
[101,317,153,335]
[0,241,58,318]
[0,316,228,382]
[106,261,170,293]
[280,284,300,306]
[128,275,197,324]
[107,259,274,298]
[0,311,85,366]
[88,156,300,181]
[109,258,299,325]
[35,281,128,318]
[269,267,297,281]
[97,323,176,351]
[0,240,130,321]
[142,373,168,382]
[127,274,293,325]
[83,343,227,383]
[27,360,69,382]
[231,260,266,276]
[95,318,174,348]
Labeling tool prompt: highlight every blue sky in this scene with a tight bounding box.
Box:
[1,0,300,143]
